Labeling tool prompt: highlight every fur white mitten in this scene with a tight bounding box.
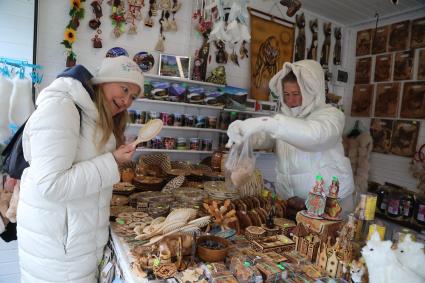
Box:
[0,76,13,141]
[8,77,34,126]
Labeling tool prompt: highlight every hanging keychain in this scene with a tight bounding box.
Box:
[154,10,165,52]
[110,0,126,37]
[144,0,155,27]
[126,0,144,34]
[90,0,103,48]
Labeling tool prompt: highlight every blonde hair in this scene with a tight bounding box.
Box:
[92,85,128,149]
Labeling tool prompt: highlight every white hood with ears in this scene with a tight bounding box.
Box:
[269,60,326,118]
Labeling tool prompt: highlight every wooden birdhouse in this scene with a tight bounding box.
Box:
[291,223,309,251]
[325,249,339,277]
[307,236,321,261]
[317,242,328,270]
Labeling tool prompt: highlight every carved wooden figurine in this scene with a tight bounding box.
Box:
[320,22,332,67]
[333,27,342,65]
[307,19,318,60]
[295,13,306,61]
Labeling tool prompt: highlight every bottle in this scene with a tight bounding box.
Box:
[266,195,276,229]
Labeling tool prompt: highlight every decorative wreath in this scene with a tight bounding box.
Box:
[61,0,86,66]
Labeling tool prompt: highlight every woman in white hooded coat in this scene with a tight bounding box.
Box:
[17,56,144,282]
[227,60,354,211]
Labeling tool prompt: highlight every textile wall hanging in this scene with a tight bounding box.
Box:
[411,17,425,49]
[351,84,374,117]
[356,29,372,56]
[374,54,392,82]
[374,83,400,118]
[393,51,413,81]
[388,20,409,52]
[370,118,394,154]
[355,57,371,84]
[249,9,294,101]
[390,120,420,157]
[400,82,425,119]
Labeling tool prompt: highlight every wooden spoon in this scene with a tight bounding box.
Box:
[131,119,163,147]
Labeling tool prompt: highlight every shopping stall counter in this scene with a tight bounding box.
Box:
[110,229,154,283]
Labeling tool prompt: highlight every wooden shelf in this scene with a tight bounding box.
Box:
[144,73,225,88]
[375,212,424,233]
[222,108,273,116]
[128,123,226,133]
[136,148,213,154]
[135,98,224,110]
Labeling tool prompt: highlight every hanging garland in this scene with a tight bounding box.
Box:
[61,0,86,67]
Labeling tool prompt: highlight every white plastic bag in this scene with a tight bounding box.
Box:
[224,137,256,190]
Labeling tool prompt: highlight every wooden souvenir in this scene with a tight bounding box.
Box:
[304,175,326,218]
[274,218,296,236]
[251,234,295,253]
[390,120,420,157]
[419,49,425,80]
[245,226,266,241]
[247,210,262,227]
[255,260,284,282]
[255,208,267,224]
[356,29,372,56]
[296,212,343,239]
[307,19,318,60]
[263,251,288,263]
[374,83,400,118]
[236,210,253,230]
[284,250,309,265]
[411,17,425,48]
[355,57,372,84]
[389,20,410,51]
[295,13,306,61]
[351,84,374,117]
[400,82,425,119]
[372,25,389,54]
[374,54,393,82]
[333,27,342,65]
[394,50,414,81]
[370,118,394,154]
[250,10,294,101]
[320,22,332,67]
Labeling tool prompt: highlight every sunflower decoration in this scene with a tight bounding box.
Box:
[61,0,86,67]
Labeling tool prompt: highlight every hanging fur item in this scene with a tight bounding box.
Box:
[8,77,34,127]
[0,76,13,141]
[343,132,373,193]
[155,35,165,52]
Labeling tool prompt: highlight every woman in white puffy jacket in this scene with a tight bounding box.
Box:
[227,60,355,212]
[17,56,144,282]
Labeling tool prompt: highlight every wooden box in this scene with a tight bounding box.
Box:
[295,212,343,239]
[255,260,284,283]
[250,235,295,253]
[273,218,296,236]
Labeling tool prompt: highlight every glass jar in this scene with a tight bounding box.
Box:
[413,195,425,226]
[401,193,415,220]
[377,186,389,214]
[387,191,403,219]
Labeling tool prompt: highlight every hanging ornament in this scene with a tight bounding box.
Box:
[144,0,156,27]
[126,0,144,34]
[214,40,228,64]
[158,0,171,10]
[155,10,166,52]
[109,0,126,38]
[239,40,248,59]
[89,0,103,48]
[162,10,171,31]
[169,0,180,32]
[61,0,86,67]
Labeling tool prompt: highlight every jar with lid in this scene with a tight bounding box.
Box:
[401,193,415,220]
[387,191,403,219]
[413,195,425,226]
[377,185,389,214]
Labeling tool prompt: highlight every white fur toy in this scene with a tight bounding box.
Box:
[395,234,425,279]
[8,77,34,126]
[362,231,423,283]
[0,76,13,141]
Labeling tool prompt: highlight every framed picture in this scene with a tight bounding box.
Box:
[355,57,372,84]
[388,20,410,52]
[351,84,374,117]
[411,17,425,49]
[400,82,425,119]
[372,25,389,54]
[418,49,425,80]
[390,120,420,157]
[356,29,372,56]
[393,51,413,81]
[249,8,294,101]
[374,83,400,118]
[370,118,394,154]
[374,54,392,82]
[158,54,191,79]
